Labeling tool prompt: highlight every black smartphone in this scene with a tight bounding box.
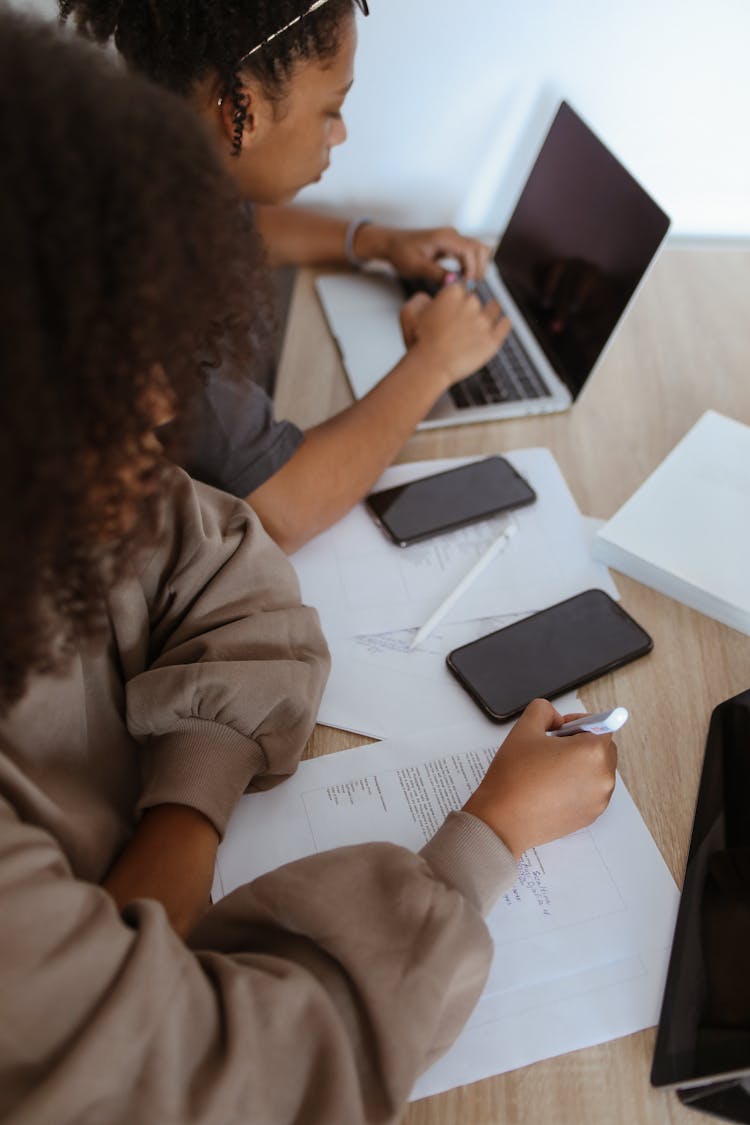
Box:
[365,457,536,547]
[446,589,653,722]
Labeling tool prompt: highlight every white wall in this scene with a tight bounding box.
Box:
[297,0,750,239]
[13,0,750,238]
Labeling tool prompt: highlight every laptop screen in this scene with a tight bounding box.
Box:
[651,688,750,1090]
[494,101,670,399]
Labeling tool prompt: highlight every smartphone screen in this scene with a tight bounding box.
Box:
[365,457,536,547]
[446,589,652,721]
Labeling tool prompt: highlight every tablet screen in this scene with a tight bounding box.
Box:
[651,689,750,1090]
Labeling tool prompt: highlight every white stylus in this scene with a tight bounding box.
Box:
[409,523,518,650]
[548,706,629,737]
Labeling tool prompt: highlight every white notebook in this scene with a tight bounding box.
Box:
[592,410,750,635]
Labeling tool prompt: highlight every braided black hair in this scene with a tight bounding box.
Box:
[0,7,270,711]
[60,0,357,154]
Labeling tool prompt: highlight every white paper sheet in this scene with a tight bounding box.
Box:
[214,721,679,1100]
[314,516,614,741]
[317,613,526,739]
[291,450,618,638]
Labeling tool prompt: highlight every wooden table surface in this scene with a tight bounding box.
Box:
[275,244,750,1125]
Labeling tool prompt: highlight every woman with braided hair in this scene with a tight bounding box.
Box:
[61,0,511,552]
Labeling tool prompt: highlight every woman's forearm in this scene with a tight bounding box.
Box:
[103,804,219,939]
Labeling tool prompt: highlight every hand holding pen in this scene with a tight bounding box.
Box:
[463,698,619,860]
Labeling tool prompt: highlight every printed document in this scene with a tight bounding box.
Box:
[214,720,678,1100]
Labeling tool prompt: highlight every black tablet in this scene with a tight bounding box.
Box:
[651,688,750,1121]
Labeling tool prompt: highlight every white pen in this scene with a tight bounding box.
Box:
[548,706,629,737]
[409,523,518,651]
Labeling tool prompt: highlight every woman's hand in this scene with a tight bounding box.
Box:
[399,281,510,389]
[355,223,492,283]
[464,698,618,860]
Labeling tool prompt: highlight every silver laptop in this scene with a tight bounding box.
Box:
[315,100,670,429]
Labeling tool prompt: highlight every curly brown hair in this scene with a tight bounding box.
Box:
[59,0,361,154]
[0,7,270,712]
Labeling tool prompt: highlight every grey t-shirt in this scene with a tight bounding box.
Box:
[181,369,303,499]
[172,200,303,499]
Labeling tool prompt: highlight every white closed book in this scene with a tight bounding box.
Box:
[592,410,750,635]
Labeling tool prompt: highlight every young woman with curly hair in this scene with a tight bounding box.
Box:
[60,0,511,551]
[0,16,617,1121]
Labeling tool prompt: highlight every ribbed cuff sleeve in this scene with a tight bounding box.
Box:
[137,719,266,837]
[420,810,518,917]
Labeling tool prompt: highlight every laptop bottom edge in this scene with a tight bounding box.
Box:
[416,395,569,430]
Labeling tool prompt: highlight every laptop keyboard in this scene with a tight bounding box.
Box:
[400,277,551,409]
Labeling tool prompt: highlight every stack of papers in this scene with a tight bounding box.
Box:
[214,722,679,1100]
[593,411,750,635]
[212,447,679,1098]
[291,449,619,740]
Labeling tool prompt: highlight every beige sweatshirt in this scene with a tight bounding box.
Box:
[0,470,517,1125]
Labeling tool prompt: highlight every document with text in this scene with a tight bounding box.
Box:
[213,720,679,1099]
